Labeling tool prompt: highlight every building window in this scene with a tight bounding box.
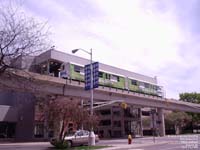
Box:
[124,108,134,117]
[100,120,111,126]
[113,130,121,137]
[0,122,16,138]
[34,123,44,138]
[144,83,150,88]
[113,111,120,116]
[113,121,121,127]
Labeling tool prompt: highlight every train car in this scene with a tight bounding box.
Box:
[126,78,163,97]
[59,62,84,81]
[69,63,84,81]
[59,62,164,98]
[98,71,126,89]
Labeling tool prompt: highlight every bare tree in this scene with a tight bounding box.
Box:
[0,2,50,74]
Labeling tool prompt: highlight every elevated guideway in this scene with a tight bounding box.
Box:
[1,69,200,113]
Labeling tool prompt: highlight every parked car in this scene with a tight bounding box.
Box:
[50,130,99,147]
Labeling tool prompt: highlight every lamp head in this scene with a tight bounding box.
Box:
[72,49,79,53]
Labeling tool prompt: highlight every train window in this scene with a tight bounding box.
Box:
[74,65,83,73]
[144,83,149,88]
[99,72,103,78]
[139,82,145,89]
[131,80,137,85]
[111,75,119,82]
[157,86,162,91]
[105,74,111,79]
[153,86,158,90]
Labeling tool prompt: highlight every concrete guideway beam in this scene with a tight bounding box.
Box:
[0,69,200,113]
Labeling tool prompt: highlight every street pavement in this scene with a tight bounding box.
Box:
[98,135,200,150]
[0,134,199,150]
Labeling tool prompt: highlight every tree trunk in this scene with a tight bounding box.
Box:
[59,120,65,141]
[175,125,180,135]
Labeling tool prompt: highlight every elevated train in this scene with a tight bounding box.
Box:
[59,63,164,98]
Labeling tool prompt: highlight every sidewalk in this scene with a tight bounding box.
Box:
[0,142,50,146]
[0,140,169,150]
[99,141,169,150]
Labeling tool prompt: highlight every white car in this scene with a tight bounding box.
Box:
[65,130,99,147]
[51,130,99,147]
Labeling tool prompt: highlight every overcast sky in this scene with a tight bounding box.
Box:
[4,0,200,99]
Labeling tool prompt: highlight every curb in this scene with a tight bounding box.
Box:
[0,142,50,146]
[101,142,169,150]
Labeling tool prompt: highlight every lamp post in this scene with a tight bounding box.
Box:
[72,48,95,146]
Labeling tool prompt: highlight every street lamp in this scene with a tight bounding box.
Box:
[71,48,95,146]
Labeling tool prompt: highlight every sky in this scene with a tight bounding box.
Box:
[2,0,200,99]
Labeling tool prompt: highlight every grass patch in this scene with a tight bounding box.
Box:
[51,146,110,150]
[71,146,109,150]
[49,146,111,150]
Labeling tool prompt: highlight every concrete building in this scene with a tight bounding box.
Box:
[0,91,35,141]
[96,105,142,138]
[0,49,166,140]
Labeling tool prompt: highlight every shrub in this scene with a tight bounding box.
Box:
[50,138,68,149]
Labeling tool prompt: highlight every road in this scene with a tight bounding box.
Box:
[113,143,190,150]
[0,135,199,150]
[98,135,200,150]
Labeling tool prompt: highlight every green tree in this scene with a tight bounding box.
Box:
[165,111,192,135]
[180,92,200,104]
[179,93,200,128]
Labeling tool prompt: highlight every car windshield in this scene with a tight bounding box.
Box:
[75,130,89,136]
[65,130,89,137]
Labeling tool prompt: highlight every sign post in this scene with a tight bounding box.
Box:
[72,48,99,146]
[84,61,99,146]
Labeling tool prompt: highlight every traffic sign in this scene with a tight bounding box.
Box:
[121,102,127,109]
[84,64,91,90]
[92,62,99,89]
[84,62,99,90]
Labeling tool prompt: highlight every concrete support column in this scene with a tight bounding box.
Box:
[121,108,125,137]
[47,60,50,75]
[157,108,165,136]
[138,108,143,137]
